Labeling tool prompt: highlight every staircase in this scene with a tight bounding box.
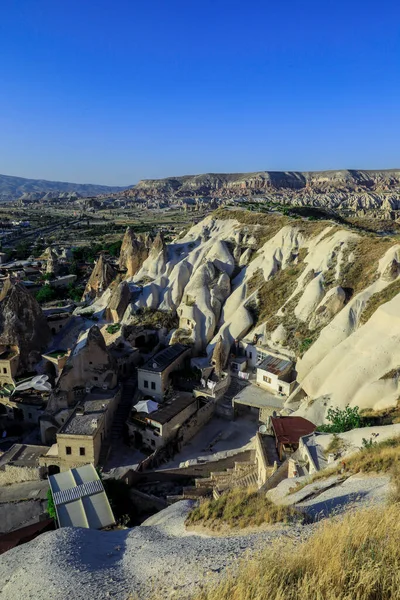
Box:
[179,458,259,500]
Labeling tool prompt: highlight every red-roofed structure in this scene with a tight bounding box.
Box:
[271,416,316,460]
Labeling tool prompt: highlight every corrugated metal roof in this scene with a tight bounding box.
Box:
[271,416,316,445]
[53,479,103,506]
[49,464,115,530]
[258,354,292,376]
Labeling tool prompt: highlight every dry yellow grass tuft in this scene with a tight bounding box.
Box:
[290,436,400,495]
[186,488,302,530]
[194,503,400,600]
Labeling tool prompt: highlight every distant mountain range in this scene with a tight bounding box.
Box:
[0,173,129,201]
[124,169,400,197]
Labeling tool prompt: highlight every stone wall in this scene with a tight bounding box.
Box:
[179,399,216,446]
[0,465,44,485]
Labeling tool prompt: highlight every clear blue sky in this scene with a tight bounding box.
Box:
[1,0,400,186]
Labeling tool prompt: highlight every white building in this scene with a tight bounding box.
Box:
[137,343,191,401]
[256,354,295,396]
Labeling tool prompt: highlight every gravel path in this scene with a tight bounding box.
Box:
[0,501,310,600]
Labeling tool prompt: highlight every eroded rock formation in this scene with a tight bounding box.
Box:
[82,254,116,301]
[0,279,51,372]
[119,227,149,277]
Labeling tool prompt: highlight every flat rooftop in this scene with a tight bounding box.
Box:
[258,354,292,376]
[0,444,49,469]
[232,384,285,410]
[145,392,196,425]
[140,343,189,373]
[59,387,119,436]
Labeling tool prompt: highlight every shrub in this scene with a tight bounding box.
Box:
[106,323,121,334]
[46,488,57,522]
[318,405,362,433]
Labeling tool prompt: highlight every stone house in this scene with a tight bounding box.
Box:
[0,346,19,387]
[40,386,121,472]
[137,343,191,401]
[128,392,198,451]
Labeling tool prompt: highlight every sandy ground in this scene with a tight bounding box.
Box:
[0,501,309,600]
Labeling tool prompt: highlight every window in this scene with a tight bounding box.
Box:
[151,439,155,446]
[263,375,272,384]
[2,367,6,374]
[249,352,253,359]
[151,381,156,390]
[144,380,149,388]
[93,376,98,381]
[79,447,86,456]
[278,385,283,392]
[231,363,238,371]
[66,446,72,455]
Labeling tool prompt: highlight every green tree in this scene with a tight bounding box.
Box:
[36,286,57,303]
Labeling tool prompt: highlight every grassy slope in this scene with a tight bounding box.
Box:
[194,503,400,600]
[186,489,302,530]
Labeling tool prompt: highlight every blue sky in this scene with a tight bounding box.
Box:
[1,0,400,185]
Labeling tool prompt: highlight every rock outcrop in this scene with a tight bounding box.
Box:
[82,255,116,301]
[0,279,51,372]
[119,227,149,277]
[105,281,132,322]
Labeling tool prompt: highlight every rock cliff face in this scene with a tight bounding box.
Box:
[82,255,116,301]
[119,228,149,277]
[123,169,400,216]
[0,280,51,372]
[114,209,400,422]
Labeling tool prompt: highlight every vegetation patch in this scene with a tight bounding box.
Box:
[186,489,303,530]
[106,323,121,334]
[317,405,362,433]
[360,279,400,324]
[130,307,179,330]
[339,236,396,296]
[194,503,400,600]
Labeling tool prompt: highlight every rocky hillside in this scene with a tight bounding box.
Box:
[84,208,400,424]
[124,169,400,216]
[0,173,128,202]
[0,279,51,372]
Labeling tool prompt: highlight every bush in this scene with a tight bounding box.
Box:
[106,323,121,334]
[35,286,57,304]
[46,488,57,522]
[318,405,362,433]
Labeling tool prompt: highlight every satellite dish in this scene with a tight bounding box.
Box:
[258,424,267,434]
[152,362,158,369]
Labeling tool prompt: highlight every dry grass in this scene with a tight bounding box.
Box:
[360,279,400,324]
[194,503,400,600]
[326,433,349,455]
[186,488,302,530]
[340,236,396,295]
[290,436,400,495]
